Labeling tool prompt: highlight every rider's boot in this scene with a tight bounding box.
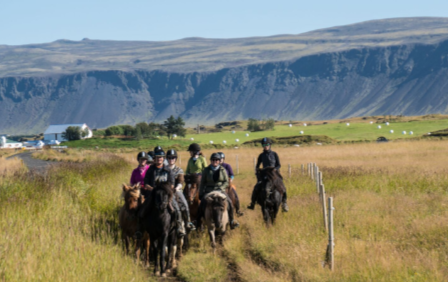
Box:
[185,211,196,231]
[247,184,260,210]
[176,210,186,237]
[227,197,239,229]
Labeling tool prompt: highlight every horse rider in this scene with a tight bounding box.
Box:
[130,151,150,188]
[196,153,240,230]
[138,146,186,238]
[166,149,196,231]
[148,148,168,166]
[247,137,289,212]
[186,143,207,175]
[217,152,243,216]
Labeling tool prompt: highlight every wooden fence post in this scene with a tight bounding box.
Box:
[320,184,328,232]
[288,164,291,178]
[311,164,314,181]
[236,155,239,175]
[301,164,304,175]
[307,163,310,177]
[327,197,334,271]
[317,171,322,193]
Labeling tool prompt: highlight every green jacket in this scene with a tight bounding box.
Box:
[199,165,229,198]
[186,156,207,174]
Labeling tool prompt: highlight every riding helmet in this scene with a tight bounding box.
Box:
[210,152,222,160]
[137,151,148,161]
[166,149,177,158]
[261,137,273,145]
[154,146,165,157]
[217,152,225,159]
[188,143,201,152]
[147,151,155,159]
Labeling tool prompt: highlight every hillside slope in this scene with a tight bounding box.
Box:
[1,18,448,134]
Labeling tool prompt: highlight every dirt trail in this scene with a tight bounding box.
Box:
[7,152,56,174]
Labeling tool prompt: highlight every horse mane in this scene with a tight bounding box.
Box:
[153,182,173,198]
[258,167,286,194]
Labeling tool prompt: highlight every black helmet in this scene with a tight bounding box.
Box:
[188,143,201,152]
[261,137,273,145]
[137,151,148,161]
[147,151,155,159]
[166,149,177,158]
[210,152,222,160]
[217,152,225,159]
[154,146,165,157]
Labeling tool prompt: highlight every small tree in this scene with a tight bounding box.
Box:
[134,126,143,140]
[264,118,275,130]
[136,122,151,137]
[175,116,186,137]
[247,118,261,131]
[62,126,82,141]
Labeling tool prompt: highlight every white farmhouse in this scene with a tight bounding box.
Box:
[44,124,93,142]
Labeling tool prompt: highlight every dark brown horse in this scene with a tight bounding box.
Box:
[226,182,243,217]
[118,184,150,267]
[204,191,229,253]
[183,174,201,222]
[255,167,285,227]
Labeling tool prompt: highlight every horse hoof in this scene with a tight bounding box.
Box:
[162,273,167,278]
[155,271,160,276]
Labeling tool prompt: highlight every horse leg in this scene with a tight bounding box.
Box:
[177,237,183,260]
[262,206,271,228]
[134,237,141,265]
[160,235,168,277]
[208,228,216,254]
[151,239,160,276]
[144,234,150,268]
[123,233,129,255]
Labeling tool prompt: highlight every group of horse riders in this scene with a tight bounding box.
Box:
[129,137,289,239]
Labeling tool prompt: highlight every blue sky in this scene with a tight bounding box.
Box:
[1,0,447,45]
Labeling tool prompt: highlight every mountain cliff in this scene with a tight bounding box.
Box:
[1,18,448,134]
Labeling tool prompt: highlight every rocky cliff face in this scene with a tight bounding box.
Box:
[1,38,448,134]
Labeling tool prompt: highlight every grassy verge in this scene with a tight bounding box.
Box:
[0,156,154,281]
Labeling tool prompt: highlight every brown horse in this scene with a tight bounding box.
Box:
[204,191,229,253]
[226,182,243,217]
[183,174,201,222]
[118,184,150,267]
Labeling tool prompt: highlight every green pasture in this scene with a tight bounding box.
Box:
[185,119,448,145]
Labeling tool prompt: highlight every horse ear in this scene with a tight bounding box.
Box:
[122,184,131,192]
[131,183,140,190]
[206,197,214,204]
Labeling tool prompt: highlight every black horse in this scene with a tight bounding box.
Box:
[140,182,177,277]
[255,167,285,227]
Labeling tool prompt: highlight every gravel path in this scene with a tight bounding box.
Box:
[7,152,56,174]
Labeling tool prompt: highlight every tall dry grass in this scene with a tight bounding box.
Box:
[173,140,448,281]
[0,155,155,281]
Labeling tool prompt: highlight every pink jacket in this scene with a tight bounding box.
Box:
[130,165,150,187]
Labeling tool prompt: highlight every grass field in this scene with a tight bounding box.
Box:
[185,118,448,145]
[2,139,448,281]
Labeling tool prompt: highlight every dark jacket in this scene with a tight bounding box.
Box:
[256,150,281,170]
[221,162,234,179]
[199,165,229,198]
[143,165,174,189]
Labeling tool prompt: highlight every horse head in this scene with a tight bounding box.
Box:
[122,184,143,211]
[184,174,200,205]
[153,182,173,211]
[206,193,227,229]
